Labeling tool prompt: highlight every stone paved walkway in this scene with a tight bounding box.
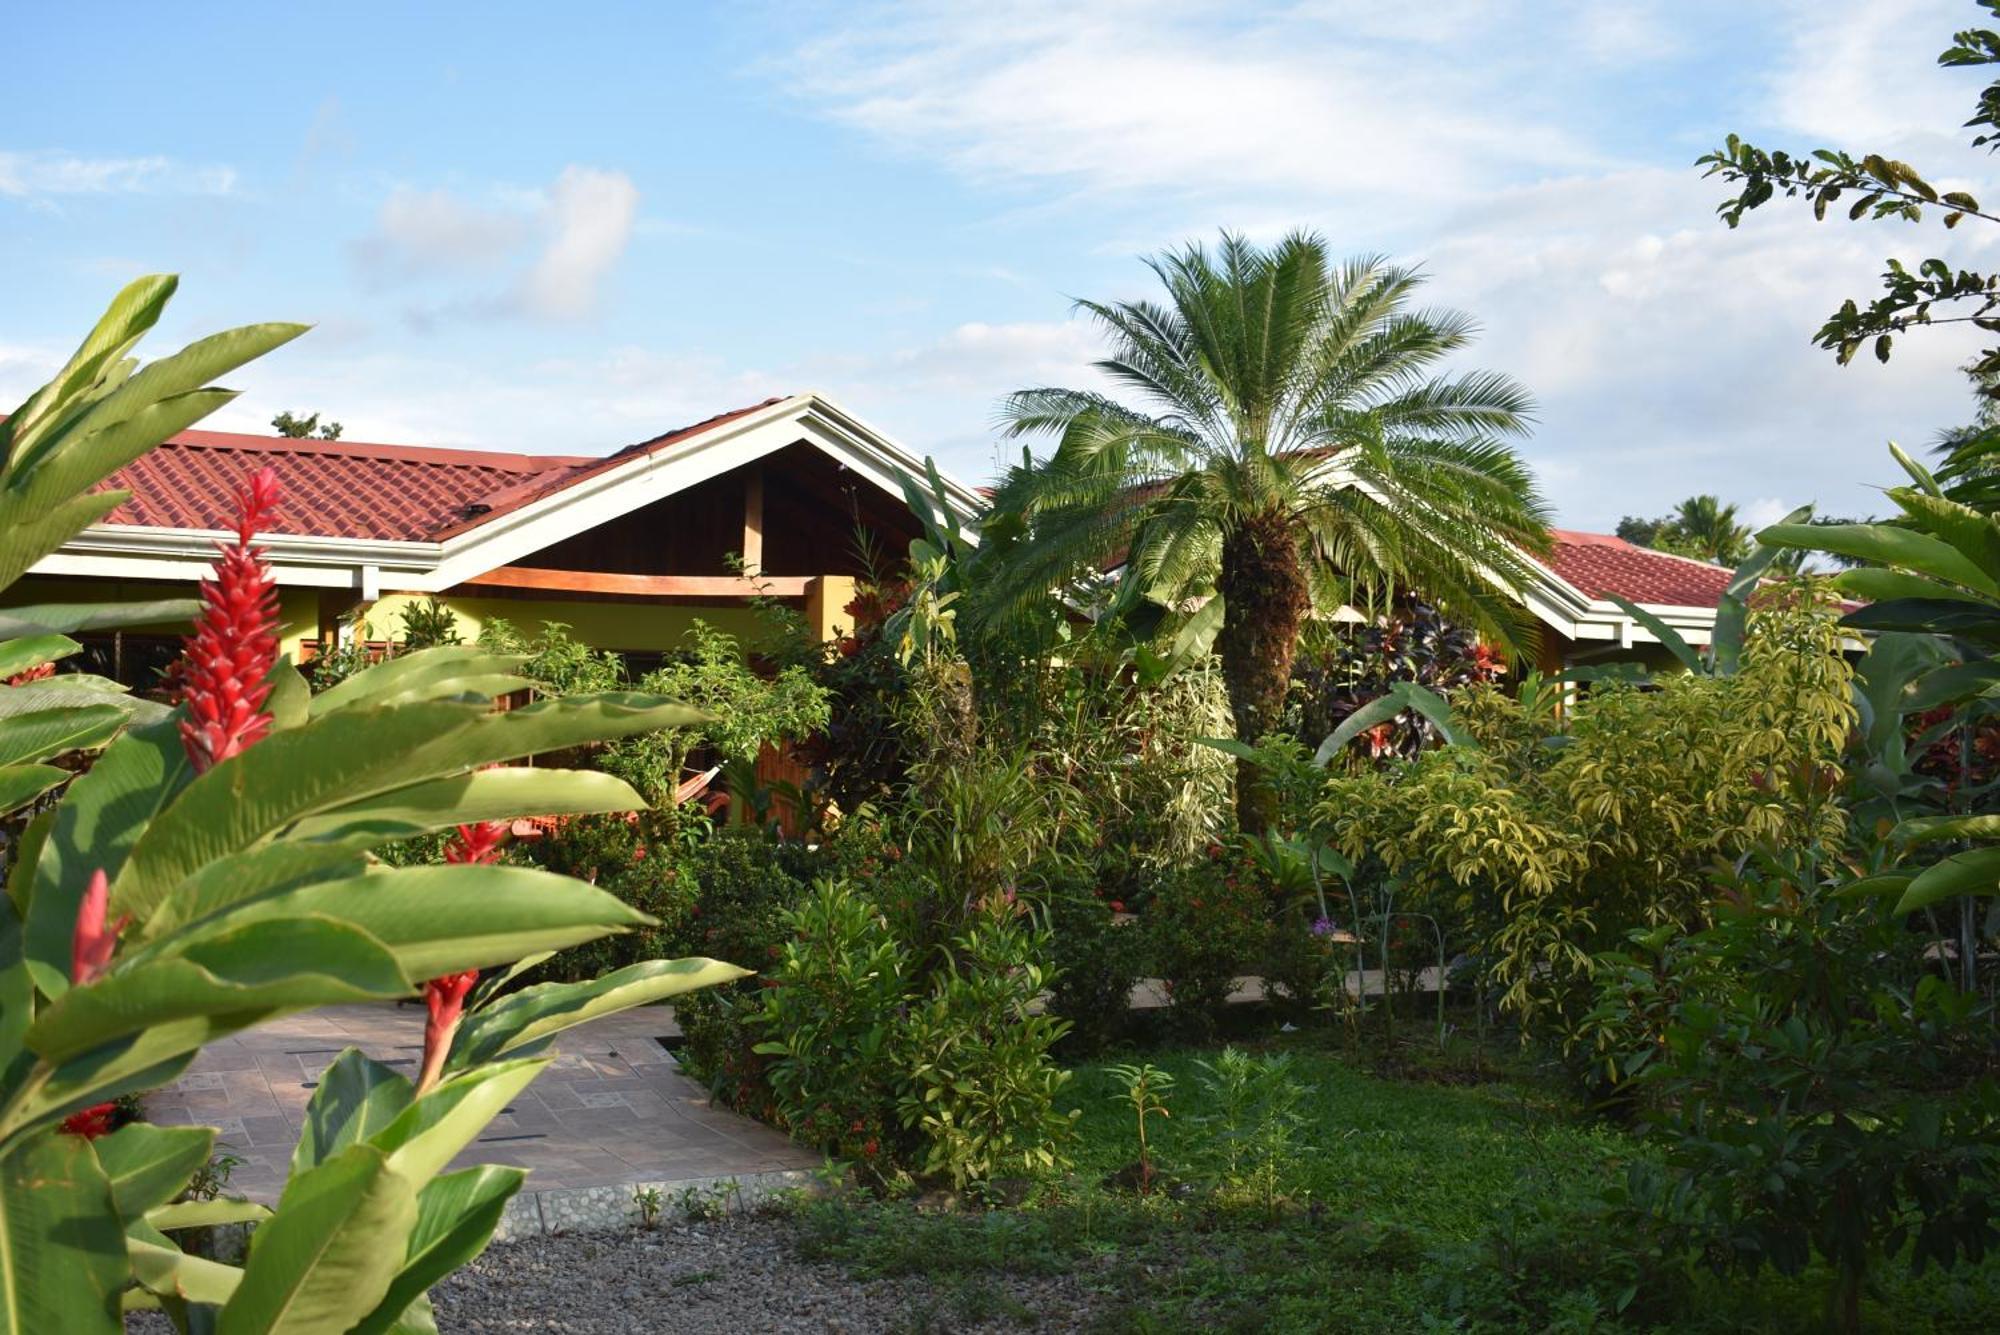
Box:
[143,1003,821,1234]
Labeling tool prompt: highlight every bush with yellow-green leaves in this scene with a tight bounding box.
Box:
[1315,582,1856,1038]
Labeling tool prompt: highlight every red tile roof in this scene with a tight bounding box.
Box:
[1544,529,1733,608]
[88,398,787,543]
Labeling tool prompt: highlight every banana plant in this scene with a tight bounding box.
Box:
[0,278,745,1332]
[1762,446,2000,926]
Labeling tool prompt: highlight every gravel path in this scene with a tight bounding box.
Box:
[431,1212,1109,1333]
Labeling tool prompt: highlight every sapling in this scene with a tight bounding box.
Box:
[1105,1062,1173,1194]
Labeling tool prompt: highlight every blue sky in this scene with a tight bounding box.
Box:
[4,0,1996,530]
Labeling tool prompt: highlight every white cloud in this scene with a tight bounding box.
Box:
[348,165,640,323]
[350,187,530,285]
[0,151,236,198]
[520,167,640,320]
[775,0,1607,227]
[1765,0,1973,143]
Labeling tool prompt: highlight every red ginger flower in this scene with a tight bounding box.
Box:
[179,466,282,774]
[444,820,507,866]
[59,1102,118,1139]
[5,661,54,687]
[71,868,127,986]
[415,821,507,1094]
[417,970,479,1096]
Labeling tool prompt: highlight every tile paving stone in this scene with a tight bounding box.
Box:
[145,1001,822,1236]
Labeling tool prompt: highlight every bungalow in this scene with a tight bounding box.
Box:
[6,391,1736,683]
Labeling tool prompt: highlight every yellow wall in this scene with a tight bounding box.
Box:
[361,591,771,656]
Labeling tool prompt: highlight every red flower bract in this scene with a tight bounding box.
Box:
[445,820,507,866]
[59,1102,118,1140]
[71,868,127,986]
[179,466,282,774]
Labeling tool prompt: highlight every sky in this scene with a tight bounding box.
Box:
[4,0,1999,531]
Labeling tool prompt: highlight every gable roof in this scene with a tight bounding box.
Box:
[87,402,790,543]
[38,393,982,593]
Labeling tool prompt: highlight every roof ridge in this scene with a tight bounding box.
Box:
[161,426,585,473]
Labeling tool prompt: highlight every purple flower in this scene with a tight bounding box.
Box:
[1310,916,1336,938]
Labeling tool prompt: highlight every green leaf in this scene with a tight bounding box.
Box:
[1892,814,2000,846]
[112,693,705,926]
[0,600,199,640]
[1894,847,2000,913]
[218,1144,417,1335]
[1834,567,1993,607]
[307,647,531,717]
[281,767,645,846]
[0,1131,127,1334]
[372,1060,546,1185]
[146,1197,271,1231]
[1907,658,2000,712]
[1760,522,2000,596]
[91,1122,215,1219]
[0,764,65,815]
[28,916,411,1064]
[1316,691,1408,765]
[0,634,80,680]
[1192,735,1261,762]
[448,957,747,1071]
[127,1220,244,1306]
[177,865,650,981]
[291,1051,414,1178]
[0,677,168,727]
[0,704,125,767]
[349,1166,524,1335]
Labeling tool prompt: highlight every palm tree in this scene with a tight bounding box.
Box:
[1667,494,1751,565]
[981,231,1551,833]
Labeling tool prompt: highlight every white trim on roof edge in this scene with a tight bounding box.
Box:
[26,394,984,595]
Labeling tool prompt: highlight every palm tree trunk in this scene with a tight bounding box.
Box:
[1215,511,1311,835]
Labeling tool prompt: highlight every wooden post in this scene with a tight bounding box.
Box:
[742,467,764,575]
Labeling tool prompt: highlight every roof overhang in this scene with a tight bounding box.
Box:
[27,393,983,597]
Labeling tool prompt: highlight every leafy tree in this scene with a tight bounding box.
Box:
[269,409,341,440]
[982,231,1550,833]
[1698,1,2000,383]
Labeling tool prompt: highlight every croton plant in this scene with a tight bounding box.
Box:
[0,277,743,1332]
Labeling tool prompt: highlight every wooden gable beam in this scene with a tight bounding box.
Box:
[457,566,811,598]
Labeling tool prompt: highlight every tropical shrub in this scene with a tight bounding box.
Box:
[1288,599,1505,763]
[0,278,738,1333]
[521,813,699,981]
[896,906,1076,1190]
[1042,871,1142,1055]
[747,881,1075,1189]
[609,618,830,808]
[1145,854,1268,1037]
[1316,583,1856,1038]
[750,880,911,1171]
[1593,853,2000,1333]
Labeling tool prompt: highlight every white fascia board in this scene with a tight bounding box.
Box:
[34,524,440,590]
[427,392,985,590]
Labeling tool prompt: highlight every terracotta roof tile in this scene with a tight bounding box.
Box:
[1545,529,1732,607]
[88,400,787,543]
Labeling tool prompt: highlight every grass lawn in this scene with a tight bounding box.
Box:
[787,1034,2000,1332]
